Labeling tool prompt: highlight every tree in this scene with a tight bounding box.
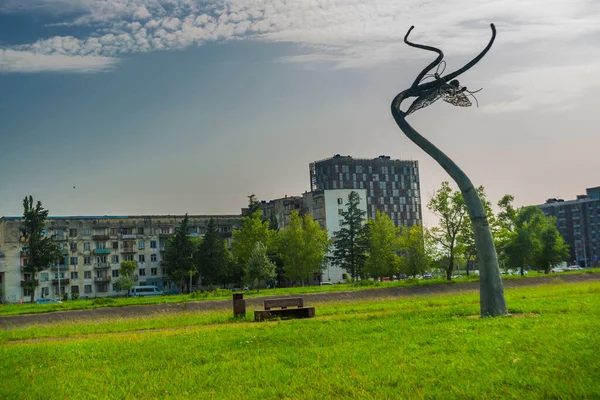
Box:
[245,242,276,291]
[391,24,508,316]
[163,214,196,293]
[364,211,401,279]
[398,223,432,278]
[21,196,63,303]
[494,194,518,268]
[115,260,136,296]
[534,218,570,274]
[331,191,368,281]
[231,210,273,284]
[428,182,469,280]
[196,218,228,287]
[242,194,261,217]
[279,211,330,285]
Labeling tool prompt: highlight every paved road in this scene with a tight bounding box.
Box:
[1,273,598,328]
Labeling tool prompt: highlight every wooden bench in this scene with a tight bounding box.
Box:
[254,297,315,321]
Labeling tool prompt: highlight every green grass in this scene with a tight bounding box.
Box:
[1,268,597,317]
[1,281,599,399]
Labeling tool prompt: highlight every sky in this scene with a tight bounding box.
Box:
[1,0,599,227]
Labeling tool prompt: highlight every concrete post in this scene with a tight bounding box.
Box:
[233,293,246,318]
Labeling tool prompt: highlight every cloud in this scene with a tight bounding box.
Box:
[0,49,117,73]
[1,0,599,74]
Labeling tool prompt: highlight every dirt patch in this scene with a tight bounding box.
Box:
[1,272,598,328]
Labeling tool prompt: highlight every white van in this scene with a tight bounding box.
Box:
[131,286,163,297]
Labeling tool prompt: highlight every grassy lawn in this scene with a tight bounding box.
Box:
[1,268,598,317]
[1,281,599,399]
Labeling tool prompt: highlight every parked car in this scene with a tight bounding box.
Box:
[422,273,433,280]
[551,267,566,273]
[232,286,250,292]
[319,281,333,286]
[131,285,163,297]
[566,265,583,271]
[397,274,407,280]
[35,298,62,304]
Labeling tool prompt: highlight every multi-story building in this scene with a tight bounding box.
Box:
[0,214,241,303]
[538,186,600,267]
[258,196,303,230]
[309,154,422,227]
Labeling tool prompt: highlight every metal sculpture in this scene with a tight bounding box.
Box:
[391,23,507,317]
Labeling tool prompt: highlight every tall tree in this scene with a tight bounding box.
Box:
[398,223,432,278]
[245,242,276,291]
[364,211,401,279]
[331,191,368,281]
[534,218,570,274]
[21,196,63,302]
[196,218,228,287]
[163,214,196,293]
[391,24,508,316]
[494,194,518,268]
[279,211,329,285]
[231,210,273,285]
[115,260,136,296]
[504,206,546,276]
[428,182,469,280]
[242,194,261,217]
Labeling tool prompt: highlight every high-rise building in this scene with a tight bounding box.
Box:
[0,214,241,303]
[309,154,422,226]
[537,186,600,267]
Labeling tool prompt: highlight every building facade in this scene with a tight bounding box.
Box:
[0,214,241,303]
[309,155,422,227]
[258,196,303,230]
[537,186,600,267]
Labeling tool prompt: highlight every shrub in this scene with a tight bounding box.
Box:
[352,280,381,287]
[92,298,115,305]
[71,292,80,301]
[190,291,208,299]
[405,278,420,285]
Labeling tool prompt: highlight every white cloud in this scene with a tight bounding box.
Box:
[1,0,599,76]
[0,49,117,73]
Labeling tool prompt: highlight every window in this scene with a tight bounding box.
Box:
[24,287,33,297]
[151,254,157,262]
[84,256,91,265]
[42,287,49,296]
[55,272,66,279]
[95,242,106,250]
[112,255,119,264]
[84,271,91,279]
[70,242,77,251]
[70,257,78,265]
[84,242,90,251]
[139,268,146,276]
[69,228,77,237]
[112,241,119,250]
[82,229,91,236]
[84,285,92,293]
[40,273,49,282]
[338,209,343,215]
[71,271,78,279]
[124,255,134,262]
[138,255,145,263]
[112,269,119,278]
[97,255,108,263]
[337,198,343,205]
[159,239,167,249]
[97,284,108,293]
[151,268,157,276]
[138,241,145,250]
[150,240,157,249]
[71,285,79,294]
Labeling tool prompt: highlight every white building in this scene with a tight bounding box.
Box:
[0,215,241,304]
[303,189,368,283]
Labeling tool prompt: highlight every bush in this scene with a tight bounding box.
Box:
[190,291,208,299]
[405,278,420,285]
[92,298,115,305]
[71,292,80,301]
[212,288,232,297]
[352,280,381,287]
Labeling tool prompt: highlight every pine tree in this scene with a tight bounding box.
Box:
[21,196,63,302]
[196,218,228,286]
[163,214,196,293]
[330,191,368,281]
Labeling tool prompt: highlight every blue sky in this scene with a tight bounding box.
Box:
[1,0,600,226]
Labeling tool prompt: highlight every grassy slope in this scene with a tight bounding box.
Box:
[1,281,599,399]
[1,269,598,317]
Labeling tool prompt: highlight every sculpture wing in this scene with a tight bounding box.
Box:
[405,86,446,115]
[442,90,472,107]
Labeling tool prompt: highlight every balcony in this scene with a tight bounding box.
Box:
[94,249,111,255]
[53,234,68,241]
[158,233,173,238]
[94,276,111,283]
[94,263,111,270]
[93,235,110,240]
[61,250,69,256]
[121,247,136,253]
[52,278,70,285]
[51,265,68,271]
[21,279,39,286]
[121,233,137,240]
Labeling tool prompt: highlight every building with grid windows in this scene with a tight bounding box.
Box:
[0,214,241,303]
[309,154,422,227]
[537,186,600,268]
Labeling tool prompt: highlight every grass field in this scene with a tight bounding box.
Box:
[1,269,598,317]
[1,280,599,399]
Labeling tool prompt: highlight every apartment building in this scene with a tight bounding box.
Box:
[0,214,241,303]
[309,154,422,227]
[537,186,600,267]
[258,196,303,230]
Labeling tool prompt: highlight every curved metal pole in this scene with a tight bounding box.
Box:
[390,24,507,317]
